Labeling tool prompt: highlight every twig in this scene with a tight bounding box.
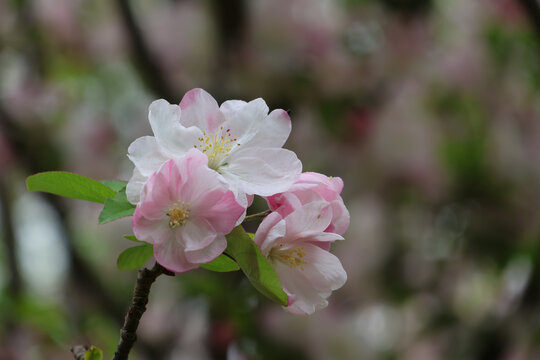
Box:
[113,263,174,360]
[71,345,89,360]
[518,0,540,48]
[115,0,176,101]
[243,210,271,222]
[0,177,22,296]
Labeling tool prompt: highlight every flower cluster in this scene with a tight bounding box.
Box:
[128,88,348,315]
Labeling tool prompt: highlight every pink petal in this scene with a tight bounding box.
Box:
[177,218,218,252]
[197,190,245,234]
[154,238,198,273]
[185,234,227,264]
[253,213,287,256]
[132,207,170,245]
[179,88,224,133]
[283,202,333,239]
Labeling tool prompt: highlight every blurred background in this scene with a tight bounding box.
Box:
[2,0,540,359]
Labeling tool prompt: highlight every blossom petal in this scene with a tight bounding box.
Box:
[220,98,269,149]
[177,218,218,252]
[185,234,227,264]
[220,147,302,196]
[132,208,170,245]
[148,99,202,156]
[275,244,347,315]
[126,167,147,204]
[179,88,224,133]
[154,238,198,273]
[245,109,291,148]
[283,201,333,239]
[253,212,286,256]
[328,199,350,235]
[127,136,169,177]
[197,190,245,234]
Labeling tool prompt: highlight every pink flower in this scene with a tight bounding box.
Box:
[132,149,245,273]
[253,201,347,315]
[126,88,302,205]
[266,172,350,235]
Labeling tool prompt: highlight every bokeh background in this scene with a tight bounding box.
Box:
[2,0,540,359]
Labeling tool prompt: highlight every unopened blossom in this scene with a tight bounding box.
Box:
[253,201,347,315]
[132,149,245,273]
[266,172,350,235]
[126,88,302,205]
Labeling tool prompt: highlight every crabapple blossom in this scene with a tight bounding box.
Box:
[266,172,350,235]
[126,88,302,205]
[253,201,347,315]
[132,149,245,273]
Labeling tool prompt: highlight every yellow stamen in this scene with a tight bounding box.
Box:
[273,246,308,270]
[195,128,239,169]
[166,201,190,228]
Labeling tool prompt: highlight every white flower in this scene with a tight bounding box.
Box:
[253,201,347,315]
[126,88,302,204]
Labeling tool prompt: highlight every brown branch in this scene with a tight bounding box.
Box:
[0,177,22,296]
[115,0,176,102]
[113,263,174,360]
[71,345,89,360]
[518,0,540,48]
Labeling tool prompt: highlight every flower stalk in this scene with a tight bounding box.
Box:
[112,262,174,360]
[242,210,271,222]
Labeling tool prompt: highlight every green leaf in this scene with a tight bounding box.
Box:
[200,254,240,272]
[117,244,153,270]
[124,235,145,243]
[225,226,288,306]
[26,171,116,204]
[98,189,135,224]
[101,180,127,192]
[84,346,103,360]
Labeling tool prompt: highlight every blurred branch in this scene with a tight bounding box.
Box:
[115,0,176,101]
[518,0,540,47]
[209,0,247,65]
[113,263,174,360]
[0,177,22,296]
[12,0,47,75]
[0,103,126,322]
[70,345,89,360]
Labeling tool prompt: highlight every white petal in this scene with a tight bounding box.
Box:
[330,199,350,235]
[126,167,147,205]
[243,109,291,148]
[148,99,202,156]
[220,98,269,149]
[220,147,302,196]
[301,244,347,292]
[284,201,333,239]
[274,244,346,315]
[179,88,224,133]
[127,136,169,176]
[253,212,286,256]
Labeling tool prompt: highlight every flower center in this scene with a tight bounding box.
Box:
[167,201,190,228]
[272,246,308,270]
[194,127,239,170]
